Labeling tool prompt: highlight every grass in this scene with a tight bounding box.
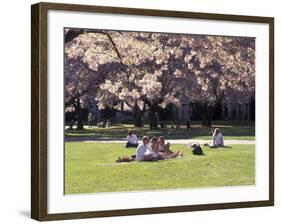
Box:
[65,120,255,141]
[65,142,255,194]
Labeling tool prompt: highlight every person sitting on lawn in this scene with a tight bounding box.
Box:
[135,136,155,161]
[211,128,224,147]
[157,136,183,159]
[125,130,139,148]
[150,137,159,153]
[149,137,160,159]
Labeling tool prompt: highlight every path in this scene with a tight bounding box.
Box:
[84,139,255,145]
[65,137,255,145]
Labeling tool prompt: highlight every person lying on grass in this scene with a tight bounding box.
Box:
[156,136,183,159]
[125,130,139,148]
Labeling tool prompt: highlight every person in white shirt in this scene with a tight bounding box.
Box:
[211,128,224,147]
[125,130,138,148]
[135,136,155,161]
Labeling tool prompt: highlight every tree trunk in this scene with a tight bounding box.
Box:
[201,104,213,127]
[134,114,143,127]
[133,102,143,127]
[201,117,212,127]
[201,93,224,127]
[149,105,158,129]
[75,99,84,130]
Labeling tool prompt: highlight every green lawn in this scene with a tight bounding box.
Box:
[65,142,255,194]
[65,121,255,140]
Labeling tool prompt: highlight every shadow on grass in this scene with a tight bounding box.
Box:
[65,121,255,141]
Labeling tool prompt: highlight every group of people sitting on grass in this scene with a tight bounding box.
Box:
[117,128,225,162]
[125,128,225,148]
[117,131,183,162]
[135,136,184,161]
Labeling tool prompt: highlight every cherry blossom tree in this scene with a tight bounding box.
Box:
[64,57,97,130]
[94,32,198,128]
[65,31,193,128]
[185,36,255,125]
[64,29,255,128]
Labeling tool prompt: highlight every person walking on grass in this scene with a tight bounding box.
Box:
[125,130,139,148]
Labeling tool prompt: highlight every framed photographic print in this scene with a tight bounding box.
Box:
[31,2,274,221]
